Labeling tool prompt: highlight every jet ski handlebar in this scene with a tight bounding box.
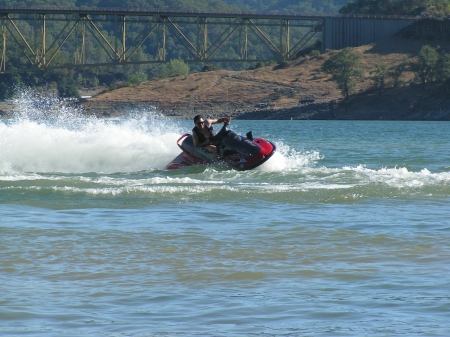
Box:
[211,122,229,144]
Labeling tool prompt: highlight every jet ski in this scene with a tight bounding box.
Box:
[165,123,276,171]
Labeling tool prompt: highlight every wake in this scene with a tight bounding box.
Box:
[1,89,182,174]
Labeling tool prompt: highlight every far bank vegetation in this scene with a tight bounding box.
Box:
[321,44,450,99]
[1,0,450,101]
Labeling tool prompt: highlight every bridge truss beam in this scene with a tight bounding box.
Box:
[0,7,323,74]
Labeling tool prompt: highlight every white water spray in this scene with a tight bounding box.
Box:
[0,89,182,173]
[257,141,322,171]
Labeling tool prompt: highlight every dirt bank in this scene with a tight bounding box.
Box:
[80,35,449,121]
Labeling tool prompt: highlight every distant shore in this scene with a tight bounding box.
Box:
[2,100,449,121]
[79,91,450,121]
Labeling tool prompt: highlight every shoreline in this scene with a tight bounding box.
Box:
[2,94,449,121]
[78,94,450,121]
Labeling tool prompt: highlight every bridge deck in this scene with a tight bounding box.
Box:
[0,6,417,20]
[0,6,418,73]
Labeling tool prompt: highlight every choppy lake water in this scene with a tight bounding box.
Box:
[1,94,450,336]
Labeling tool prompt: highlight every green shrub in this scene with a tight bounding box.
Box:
[202,64,216,72]
[159,59,190,78]
[127,72,148,85]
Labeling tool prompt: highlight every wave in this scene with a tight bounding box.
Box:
[0,117,183,173]
[2,165,449,198]
[0,89,323,175]
[1,90,185,174]
[2,89,449,205]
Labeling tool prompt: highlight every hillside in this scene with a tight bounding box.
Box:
[83,35,450,120]
[2,1,448,104]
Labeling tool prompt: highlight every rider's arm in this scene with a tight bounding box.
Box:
[208,117,232,125]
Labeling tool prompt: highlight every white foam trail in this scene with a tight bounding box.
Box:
[0,89,182,173]
[351,165,450,188]
[0,118,183,173]
[257,142,322,171]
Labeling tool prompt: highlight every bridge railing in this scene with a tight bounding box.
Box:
[1,7,326,73]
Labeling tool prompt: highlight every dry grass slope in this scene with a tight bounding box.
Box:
[84,35,450,120]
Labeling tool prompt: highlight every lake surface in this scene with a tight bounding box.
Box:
[1,95,450,336]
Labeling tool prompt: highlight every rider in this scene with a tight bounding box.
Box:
[192,114,232,154]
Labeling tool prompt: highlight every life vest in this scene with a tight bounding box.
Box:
[192,124,215,144]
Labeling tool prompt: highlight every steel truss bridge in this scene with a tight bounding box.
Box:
[0,7,326,74]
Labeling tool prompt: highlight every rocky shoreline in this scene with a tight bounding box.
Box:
[79,99,336,120]
[79,86,450,121]
[2,88,449,121]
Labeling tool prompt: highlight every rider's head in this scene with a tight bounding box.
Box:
[194,115,205,128]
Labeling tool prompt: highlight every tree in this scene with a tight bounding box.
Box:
[158,59,190,78]
[411,45,440,90]
[322,47,363,99]
[339,0,393,15]
[436,52,450,93]
[127,72,148,85]
[57,70,80,98]
[0,73,21,100]
[371,62,389,95]
[202,64,216,72]
[391,57,409,88]
[339,0,450,16]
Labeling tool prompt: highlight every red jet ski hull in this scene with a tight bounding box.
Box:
[166,133,276,171]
